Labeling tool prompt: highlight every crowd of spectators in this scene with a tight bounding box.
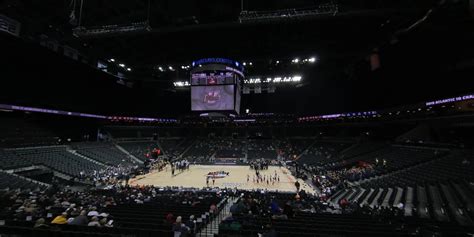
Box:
[78,164,140,186]
[219,189,408,236]
[1,184,223,235]
[2,187,116,229]
[303,160,383,198]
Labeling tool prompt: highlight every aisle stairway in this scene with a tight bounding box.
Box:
[114,144,144,164]
[198,196,236,237]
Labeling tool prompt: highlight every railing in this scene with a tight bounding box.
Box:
[198,196,234,237]
[239,3,338,23]
[73,22,151,37]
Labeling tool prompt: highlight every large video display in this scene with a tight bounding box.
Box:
[191,85,235,111]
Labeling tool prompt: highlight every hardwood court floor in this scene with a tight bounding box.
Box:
[130,165,314,193]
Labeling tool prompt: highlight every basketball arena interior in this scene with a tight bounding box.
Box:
[1,0,474,236]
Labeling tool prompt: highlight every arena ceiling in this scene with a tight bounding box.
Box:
[3,0,459,69]
[1,0,474,116]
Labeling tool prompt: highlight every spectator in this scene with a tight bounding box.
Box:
[87,207,99,217]
[209,203,217,215]
[260,224,277,237]
[283,201,294,218]
[271,211,288,220]
[295,181,300,192]
[99,218,108,227]
[51,212,68,225]
[222,213,234,222]
[339,198,349,209]
[166,212,174,224]
[270,200,281,214]
[34,218,49,228]
[69,210,88,226]
[67,217,75,224]
[88,216,101,227]
[172,216,190,237]
[103,219,114,227]
[186,215,196,233]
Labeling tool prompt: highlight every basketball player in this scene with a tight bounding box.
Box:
[295,181,300,192]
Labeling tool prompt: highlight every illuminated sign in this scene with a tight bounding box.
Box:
[244,76,302,84]
[0,104,177,122]
[192,58,244,72]
[425,94,474,106]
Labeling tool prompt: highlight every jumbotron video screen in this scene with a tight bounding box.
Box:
[189,58,243,113]
[191,85,235,111]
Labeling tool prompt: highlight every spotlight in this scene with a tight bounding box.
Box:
[308,57,316,63]
[158,66,164,71]
[109,58,115,62]
[169,66,174,71]
[118,63,125,67]
[173,81,190,87]
[127,68,132,71]
[292,76,302,82]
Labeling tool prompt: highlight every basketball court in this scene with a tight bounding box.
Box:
[130,165,315,193]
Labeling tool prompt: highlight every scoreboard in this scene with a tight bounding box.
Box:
[190,58,244,114]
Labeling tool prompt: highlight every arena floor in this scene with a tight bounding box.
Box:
[130,165,315,193]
